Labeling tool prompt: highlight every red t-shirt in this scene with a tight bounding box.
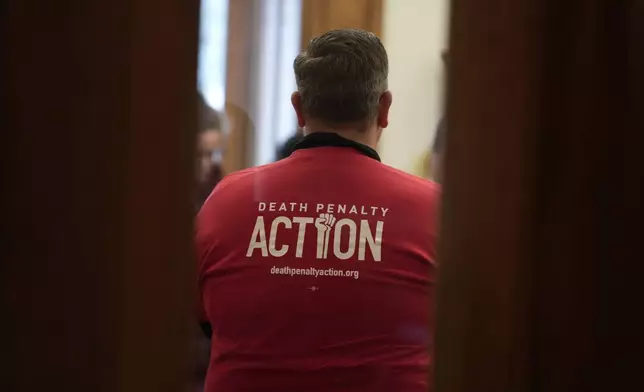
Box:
[196,134,440,392]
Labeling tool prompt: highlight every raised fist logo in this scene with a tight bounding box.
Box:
[315,213,336,259]
[315,213,336,232]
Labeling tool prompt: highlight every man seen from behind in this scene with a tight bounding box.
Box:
[196,29,440,392]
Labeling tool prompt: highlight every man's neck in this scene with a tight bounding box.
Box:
[304,123,379,150]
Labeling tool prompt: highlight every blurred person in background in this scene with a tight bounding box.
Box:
[428,117,445,183]
[195,92,228,392]
[415,120,445,182]
[196,93,227,208]
[276,128,304,160]
[429,50,448,183]
[416,50,448,182]
[197,29,440,392]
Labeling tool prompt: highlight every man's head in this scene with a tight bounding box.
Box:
[291,29,392,146]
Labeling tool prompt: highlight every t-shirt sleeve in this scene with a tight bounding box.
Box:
[194,169,251,339]
[195,199,218,338]
[196,231,212,338]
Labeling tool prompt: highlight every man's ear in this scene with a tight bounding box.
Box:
[291,92,306,128]
[377,91,393,129]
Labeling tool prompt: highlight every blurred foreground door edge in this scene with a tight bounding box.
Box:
[436,0,643,391]
[3,0,200,391]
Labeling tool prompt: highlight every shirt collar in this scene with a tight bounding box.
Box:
[292,132,381,162]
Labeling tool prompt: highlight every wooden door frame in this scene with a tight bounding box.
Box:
[3,0,200,389]
[300,0,384,49]
[223,0,260,172]
[435,0,644,391]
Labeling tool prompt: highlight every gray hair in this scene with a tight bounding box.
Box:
[293,29,389,124]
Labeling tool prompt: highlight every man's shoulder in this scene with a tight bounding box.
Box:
[214,166,258,192]
[207,160,288,198]
[378,163,441,196]
[197,166,260,224]
[208,159,440,202]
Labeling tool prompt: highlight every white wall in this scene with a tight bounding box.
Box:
[380,0,449,174]
[198,0,229,109]
[251,0,302,165]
